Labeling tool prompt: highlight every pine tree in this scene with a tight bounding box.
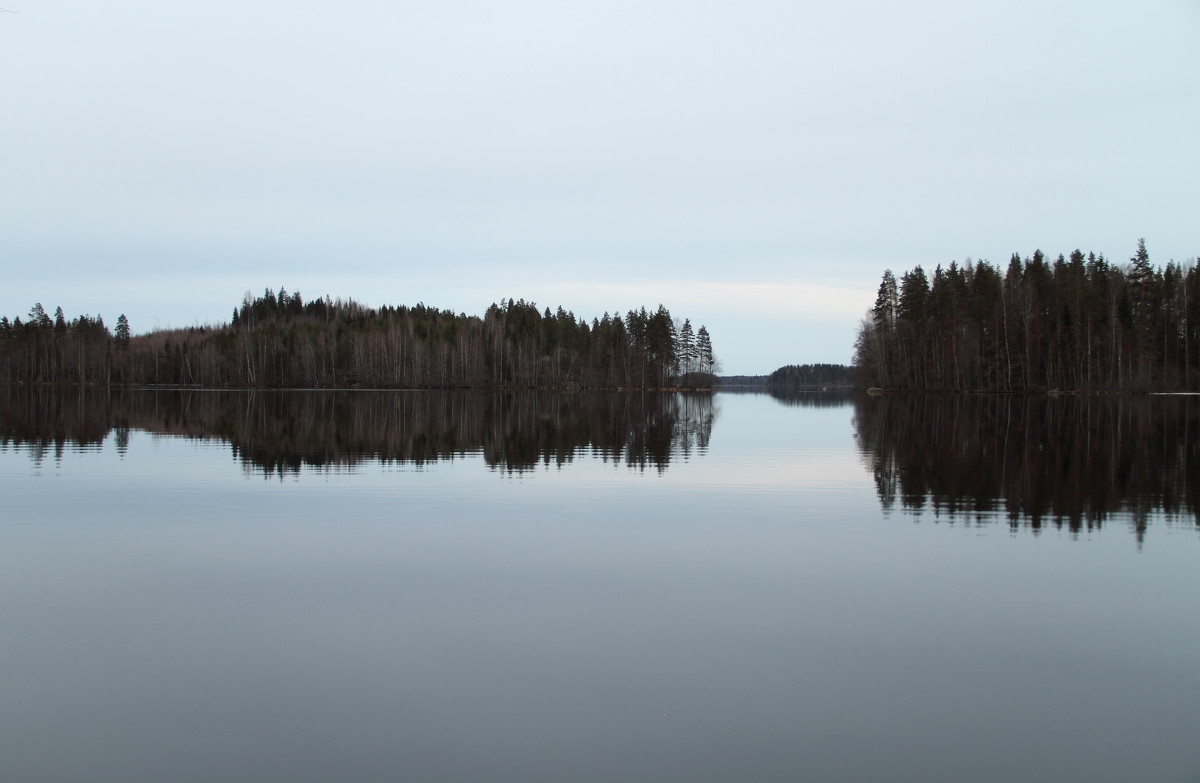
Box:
[29,302,51,327]
[115,314,131,348]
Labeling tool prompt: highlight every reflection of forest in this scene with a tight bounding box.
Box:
[713,388,856,408]
[0,387,715,474]
[854,394,1200,542]
[767,389,856,408]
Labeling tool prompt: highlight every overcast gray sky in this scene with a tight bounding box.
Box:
[2,1,1197,374]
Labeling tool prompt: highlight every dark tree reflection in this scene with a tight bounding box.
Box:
[0,387,715,475]
[767,389,856,408]
[854,393,1200,543]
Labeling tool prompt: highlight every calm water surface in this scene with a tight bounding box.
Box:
[1,389,1197,782]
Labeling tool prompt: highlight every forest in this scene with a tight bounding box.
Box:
[854,240,1200,391]
[0,291,717,390]
[768,363,855,391]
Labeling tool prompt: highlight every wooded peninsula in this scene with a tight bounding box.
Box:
[855,240,1199,392]
[0,292,717,390]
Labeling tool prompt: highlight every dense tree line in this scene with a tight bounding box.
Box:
[854,240,1200,391]
[0,290,717,389]
[713,375,768,388]
[768,363,854,391]
[0,304,127,386]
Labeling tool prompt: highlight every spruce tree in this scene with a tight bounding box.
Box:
[873,270,898,330]
[678,319,695,375]
[696,326,714,375]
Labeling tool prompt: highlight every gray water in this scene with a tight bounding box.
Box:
[1,389,1197,782]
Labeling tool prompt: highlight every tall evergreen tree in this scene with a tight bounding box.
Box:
[115,314,131,348]
[696,326,714,375]
[873,270,898,329]
[678,319,694,376]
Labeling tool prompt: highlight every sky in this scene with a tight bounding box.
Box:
[1,1,1197,374]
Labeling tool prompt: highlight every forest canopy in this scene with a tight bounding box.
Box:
[854,240,1199,392]
[0,291,717,390]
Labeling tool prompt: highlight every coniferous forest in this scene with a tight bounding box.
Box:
[0,291,717,390]
[768,363,855,391]
[855,240,1200,392]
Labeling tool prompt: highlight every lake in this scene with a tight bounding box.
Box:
[1,388,1198,782]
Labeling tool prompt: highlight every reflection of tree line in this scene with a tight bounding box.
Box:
[0,385,117,464]
[767,389,856,408]
[713,388,856,408]
[0,387,715,474]
[854,394,1200,543]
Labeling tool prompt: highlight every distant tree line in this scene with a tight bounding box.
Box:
[713,375,768,388]
[0,290,717,389]
[768,363,854,391]
[854,240,1200,391]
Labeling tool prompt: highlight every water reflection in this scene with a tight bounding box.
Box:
[854,393,1200,541]
[0,387,715,475]
[714,387,855,408]
[766,389,856,408]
